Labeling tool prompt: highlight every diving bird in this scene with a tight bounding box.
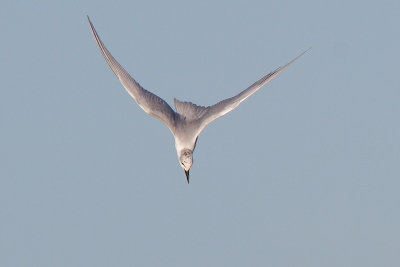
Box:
[88,16,308,183]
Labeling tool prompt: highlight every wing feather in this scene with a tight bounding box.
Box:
[88,16,176,133]
[196,49,309,134]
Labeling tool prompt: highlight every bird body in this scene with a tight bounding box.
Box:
[87,16,308,183]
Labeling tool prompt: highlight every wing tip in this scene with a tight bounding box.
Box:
[86,15,92,25]
[291,47,311,63]
[298,47,312,58]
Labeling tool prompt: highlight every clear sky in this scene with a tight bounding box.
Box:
[1,0,399,266]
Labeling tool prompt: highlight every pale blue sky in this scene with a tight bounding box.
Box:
[1,0,399,266]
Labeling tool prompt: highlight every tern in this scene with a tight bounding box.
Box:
[88,16,307,183]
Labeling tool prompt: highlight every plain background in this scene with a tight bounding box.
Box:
[1,0,399,266]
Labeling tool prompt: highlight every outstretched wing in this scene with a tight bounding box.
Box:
[195,49,309,135]
[88,16,176,133]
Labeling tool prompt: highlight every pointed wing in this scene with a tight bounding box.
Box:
[195,49,309,134]
[88,17,176,133]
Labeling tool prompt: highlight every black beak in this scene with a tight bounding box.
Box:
[185,170,190,183]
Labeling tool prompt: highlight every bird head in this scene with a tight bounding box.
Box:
[179,149,193,183]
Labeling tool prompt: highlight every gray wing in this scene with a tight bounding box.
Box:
[88,17,176,133]
[195,49,309,135]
